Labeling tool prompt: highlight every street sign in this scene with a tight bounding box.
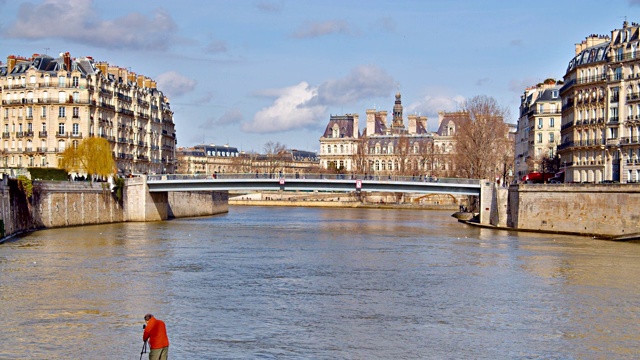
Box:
[279,178,285,185]
[356,180,362,189]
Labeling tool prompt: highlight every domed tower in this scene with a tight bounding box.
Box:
[391,92,405,132]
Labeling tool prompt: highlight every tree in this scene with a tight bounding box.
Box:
[452,95,511,180]
[263,141,288,175]
[59,137,115,180]
[394,133,412,176]
[351,136,369,175]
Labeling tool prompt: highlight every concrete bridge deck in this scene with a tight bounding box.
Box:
[145,173,482,196]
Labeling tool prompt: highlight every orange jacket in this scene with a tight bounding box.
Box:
[143,317,169,349]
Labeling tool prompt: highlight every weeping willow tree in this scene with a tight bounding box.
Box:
[59,137,116,181]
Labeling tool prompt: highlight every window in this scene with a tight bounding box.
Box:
[26,106,33,119]
[72,123,79,135]
[537,118,543,129]
[58,76,66,87]
[58,106,66,118]
[72,77,79,87]
[41,106,46,118]
[58,123,65,135]
[549,118,555,128]
[73,107,79,118]
[552,90,559,98]
[537,133,542,143]
[42,123,46,132]
[549,133,555,143]
[27,123,32,132]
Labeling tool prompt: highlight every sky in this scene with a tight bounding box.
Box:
[0,0,639,153]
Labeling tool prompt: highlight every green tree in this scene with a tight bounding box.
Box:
[59,137,116,180]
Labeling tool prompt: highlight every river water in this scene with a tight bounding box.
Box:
[1,206,639,359]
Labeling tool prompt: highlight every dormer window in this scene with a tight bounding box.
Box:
[332,124,339,138]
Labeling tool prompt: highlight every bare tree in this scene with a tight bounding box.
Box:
[452,95,511,180]
[395,133,412,176]
[351,136,369,175]
[263,141,288,175]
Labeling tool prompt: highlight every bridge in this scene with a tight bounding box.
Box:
[145,173,483,196]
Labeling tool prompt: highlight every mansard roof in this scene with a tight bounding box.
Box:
[322,114,358,138]
[567,41,609,73]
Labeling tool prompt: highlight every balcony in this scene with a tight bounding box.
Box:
[15,132,24,138]
[70,132,83,138]
[2,132,9,139]
[56,131,68,138]
[609,117,619,123]
[39,131,48,137]
[37,147,47,153]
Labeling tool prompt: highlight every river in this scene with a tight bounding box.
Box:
[1,206,639,359]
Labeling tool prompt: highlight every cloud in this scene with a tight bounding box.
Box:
[198,109,243,129]
[476,78,491,86]
[155,71,197,98]
[630,0,640,5]
[205,39,228,54]
[509,39,523,47]
[292,20,354,38]
[314,65,395,105]
[217,109,244,126]
[378,16,396,32]
[243,82,326,133]
[244,65,396,134]
[508,77,541,93]
[405,94,466,129]
[255,1,282,12]
[3,0,177,51]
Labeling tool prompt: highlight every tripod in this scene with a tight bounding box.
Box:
[140,340,147,360]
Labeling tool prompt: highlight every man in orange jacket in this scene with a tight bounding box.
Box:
[143,314,169,360]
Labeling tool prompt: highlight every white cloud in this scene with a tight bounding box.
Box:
[406,94,466,129]
[155,71,197,98]
[292,20,354,38]
[4,0,177,51]
[243,82,326,133]
[244,65,396,134]
[314,65,395,105]
[217,109,244,126]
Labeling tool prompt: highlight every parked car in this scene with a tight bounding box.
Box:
[548,170,565,184]
[522,172,555,184]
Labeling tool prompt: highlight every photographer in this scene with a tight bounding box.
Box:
[142,314,170,360]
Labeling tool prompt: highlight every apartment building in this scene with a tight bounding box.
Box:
[0,52,176,175]
[515,82,562,180]
[559,21,640,183]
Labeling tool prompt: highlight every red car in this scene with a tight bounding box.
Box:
[522,172,555,183]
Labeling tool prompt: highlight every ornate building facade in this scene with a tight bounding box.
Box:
[0,52,176,175]
[559,21,640,183]
[515,82,562,180]
[319,92,460,177]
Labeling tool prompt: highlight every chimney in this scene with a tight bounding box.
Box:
[63,52,71,71]
[352,114,359,138]
[408,114,417,134]
[7,55,16,74]
[137,75,145,88]
[366,109,376,136]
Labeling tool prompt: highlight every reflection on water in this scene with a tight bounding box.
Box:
[1,206,640,359]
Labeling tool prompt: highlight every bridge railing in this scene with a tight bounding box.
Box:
[147,173,481,185]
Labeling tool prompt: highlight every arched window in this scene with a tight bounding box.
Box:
[58,139,66,152]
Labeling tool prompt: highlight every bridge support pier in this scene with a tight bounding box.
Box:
[124,176,169,221]
[123,176,229,222]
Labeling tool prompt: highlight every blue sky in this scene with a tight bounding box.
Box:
[0,0,638,153]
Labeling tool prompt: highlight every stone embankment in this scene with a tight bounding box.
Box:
[0,178,228,243]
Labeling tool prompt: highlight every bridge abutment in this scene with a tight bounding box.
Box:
[123,176,228,221]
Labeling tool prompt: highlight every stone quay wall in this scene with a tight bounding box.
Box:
[0,178,228,242]
[505,183,640,238]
